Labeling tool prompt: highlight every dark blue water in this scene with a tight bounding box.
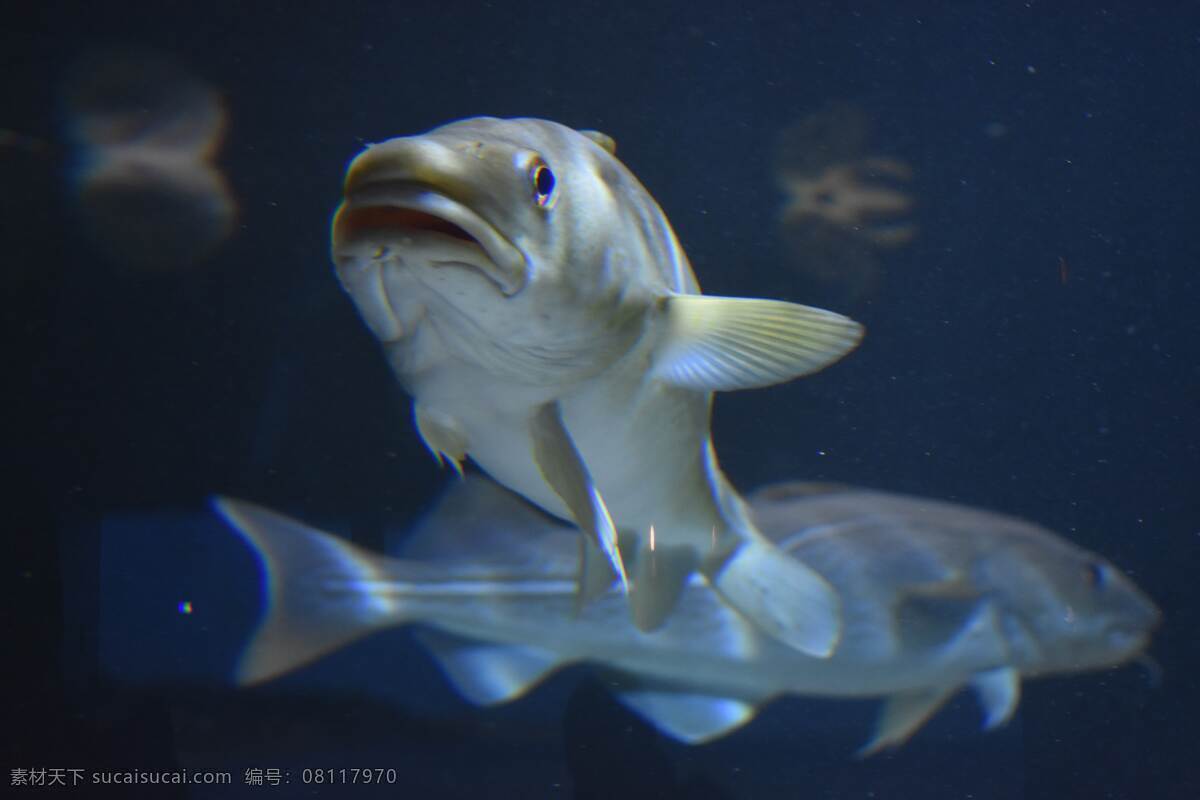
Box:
[8,2,1198,797]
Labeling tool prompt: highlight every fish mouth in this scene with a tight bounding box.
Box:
[331,180,528,296]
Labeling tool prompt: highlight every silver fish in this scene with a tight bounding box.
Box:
[330,117,863,654]
[215,478,1159,754]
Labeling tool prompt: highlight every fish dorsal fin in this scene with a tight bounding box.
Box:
[414,629,566,706]
[613,687,760,744]
[859,686,957,757]
[653,295,864,392]
[399,474,574,565]
[579,129,616,155]
[971,666,1020,730]
[747,480,857,504]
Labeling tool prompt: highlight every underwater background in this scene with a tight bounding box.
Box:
[7,1,1198,797]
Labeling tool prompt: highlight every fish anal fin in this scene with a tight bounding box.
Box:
[708,535,842,657]
[415,629,565,706]
[628,542,698,632]
[414,403,467,476]
[653,295,864,392]
[530,401,628,592]
[858,687,956,757]
[971,666,1020,730]
[614,687,760,744]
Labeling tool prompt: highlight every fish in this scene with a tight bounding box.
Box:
[214,477,1160,754]
[329,116,864,653]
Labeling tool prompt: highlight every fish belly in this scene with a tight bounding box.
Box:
[409,355,732,548]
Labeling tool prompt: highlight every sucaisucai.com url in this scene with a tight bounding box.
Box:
[10,768,232,787]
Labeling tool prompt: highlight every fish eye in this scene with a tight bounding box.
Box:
[1083,561,1109,590]
[531,161,556,209]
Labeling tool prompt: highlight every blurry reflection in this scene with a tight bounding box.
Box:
[1,130,58,286]
[774,103,915,300]
[62,49,235,271]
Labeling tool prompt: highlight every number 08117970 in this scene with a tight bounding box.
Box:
[301,768,399,785]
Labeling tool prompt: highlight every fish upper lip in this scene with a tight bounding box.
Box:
[332,179,528,295]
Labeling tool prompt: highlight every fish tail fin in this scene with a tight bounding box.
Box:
[213,497,408,686]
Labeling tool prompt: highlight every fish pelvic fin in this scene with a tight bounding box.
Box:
[614,687,760,744]
[706,534,842,658]
[653,295,864,392]
[530,401,629,593]
[971,666,1020,730]
[213,497,407,686]
[575,535,618,613]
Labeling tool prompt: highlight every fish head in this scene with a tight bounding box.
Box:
[979,538,1161,676]
[331,117,666,381]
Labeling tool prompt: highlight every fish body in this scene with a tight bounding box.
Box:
[330,117,863,651]
[216,478,1158,753]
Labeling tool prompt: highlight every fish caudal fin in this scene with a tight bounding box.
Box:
[707,535,842,657]
[653,295,864,392]
[530,401,628,593]
[213,497,405,686]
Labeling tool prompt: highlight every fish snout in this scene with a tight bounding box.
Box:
[342,136,461,196]
[1101,587,1161,660]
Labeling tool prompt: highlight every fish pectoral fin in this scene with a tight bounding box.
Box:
[414,629,566,706]
[212,497,400,686]
[530,401,629,593]
[628,542,699,631]
[859,686,957,757]
[707,535,842,658]
[414,403,468,476]
[613,685,762,744]
[893,579,987,654]
[971,666,1020,730]
[653,295,864,392]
